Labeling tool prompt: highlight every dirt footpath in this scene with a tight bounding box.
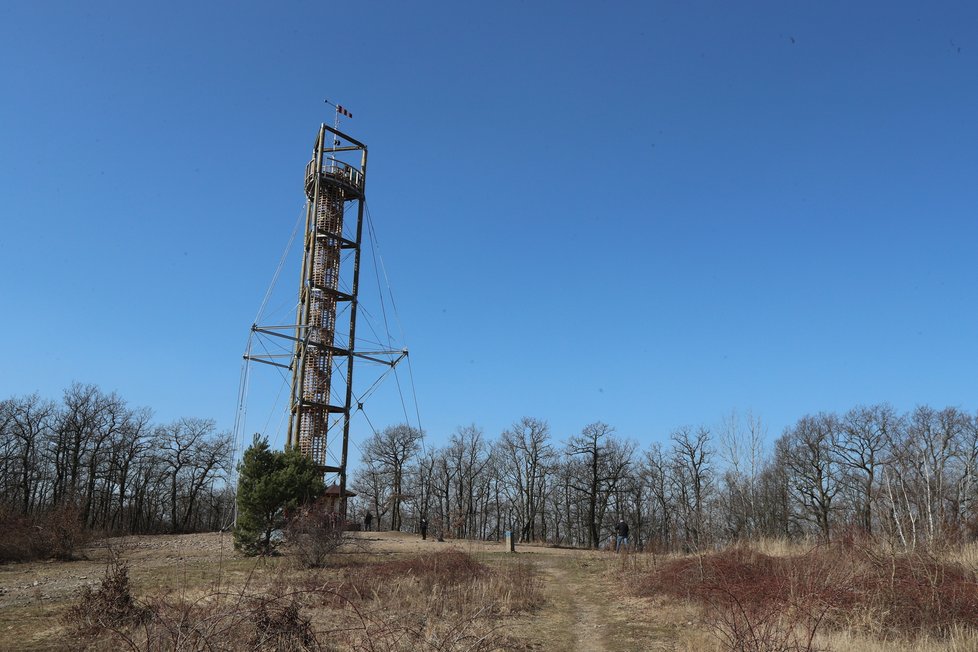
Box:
[503,547,685,651]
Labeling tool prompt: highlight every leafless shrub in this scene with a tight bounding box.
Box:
[0,508,35,562]
[71,581,320,651]
[0,505,87,562]
[637,539,978,648]
[63,548,540,651]
[285,510,347,568]
[38,504,87,559]
[850,542,978,637]
[64,558,147,636]
[250,595,320,651]
[655,546,840,651]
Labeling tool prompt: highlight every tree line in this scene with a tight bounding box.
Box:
[353,405,978,551]
[6,382,975,552]
[0,383,233,534]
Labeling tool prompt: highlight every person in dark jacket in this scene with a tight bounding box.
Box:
[420,517,428,540]
[364,511,373,531]
[615,519,629,552]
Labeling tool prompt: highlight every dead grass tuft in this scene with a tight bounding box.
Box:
[64,548,542,651]
[63,558,147,636]
[746,537,813,559]
[944,541,978,574]
[817,624,978,651]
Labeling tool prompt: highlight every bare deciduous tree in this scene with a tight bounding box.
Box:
[497,417,554,542]
[776,414,840,541]
[361,424,423,531]
[566,422,634,548]
[671,426,713,549]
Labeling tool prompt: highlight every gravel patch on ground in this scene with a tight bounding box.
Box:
[0,532,237,609]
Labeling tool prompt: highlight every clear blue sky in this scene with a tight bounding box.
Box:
[2,1,976,462]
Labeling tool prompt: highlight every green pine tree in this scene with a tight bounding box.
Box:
[233,435,325,555]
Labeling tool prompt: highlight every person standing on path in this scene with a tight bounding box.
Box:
[364,511,373,531]
[615,519,629,552]
[419,517,428,540]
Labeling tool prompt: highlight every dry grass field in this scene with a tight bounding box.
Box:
[2,532,978,651]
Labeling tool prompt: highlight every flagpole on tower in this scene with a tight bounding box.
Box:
[323,99,353,149]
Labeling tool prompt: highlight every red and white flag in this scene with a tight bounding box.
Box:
[336,104,353,119]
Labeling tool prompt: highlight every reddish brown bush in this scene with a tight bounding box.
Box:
[334,549,489,603]
[637,542,978,646]
[384,549,489,588]
[853,547,978,635]
[640,547,843,650]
